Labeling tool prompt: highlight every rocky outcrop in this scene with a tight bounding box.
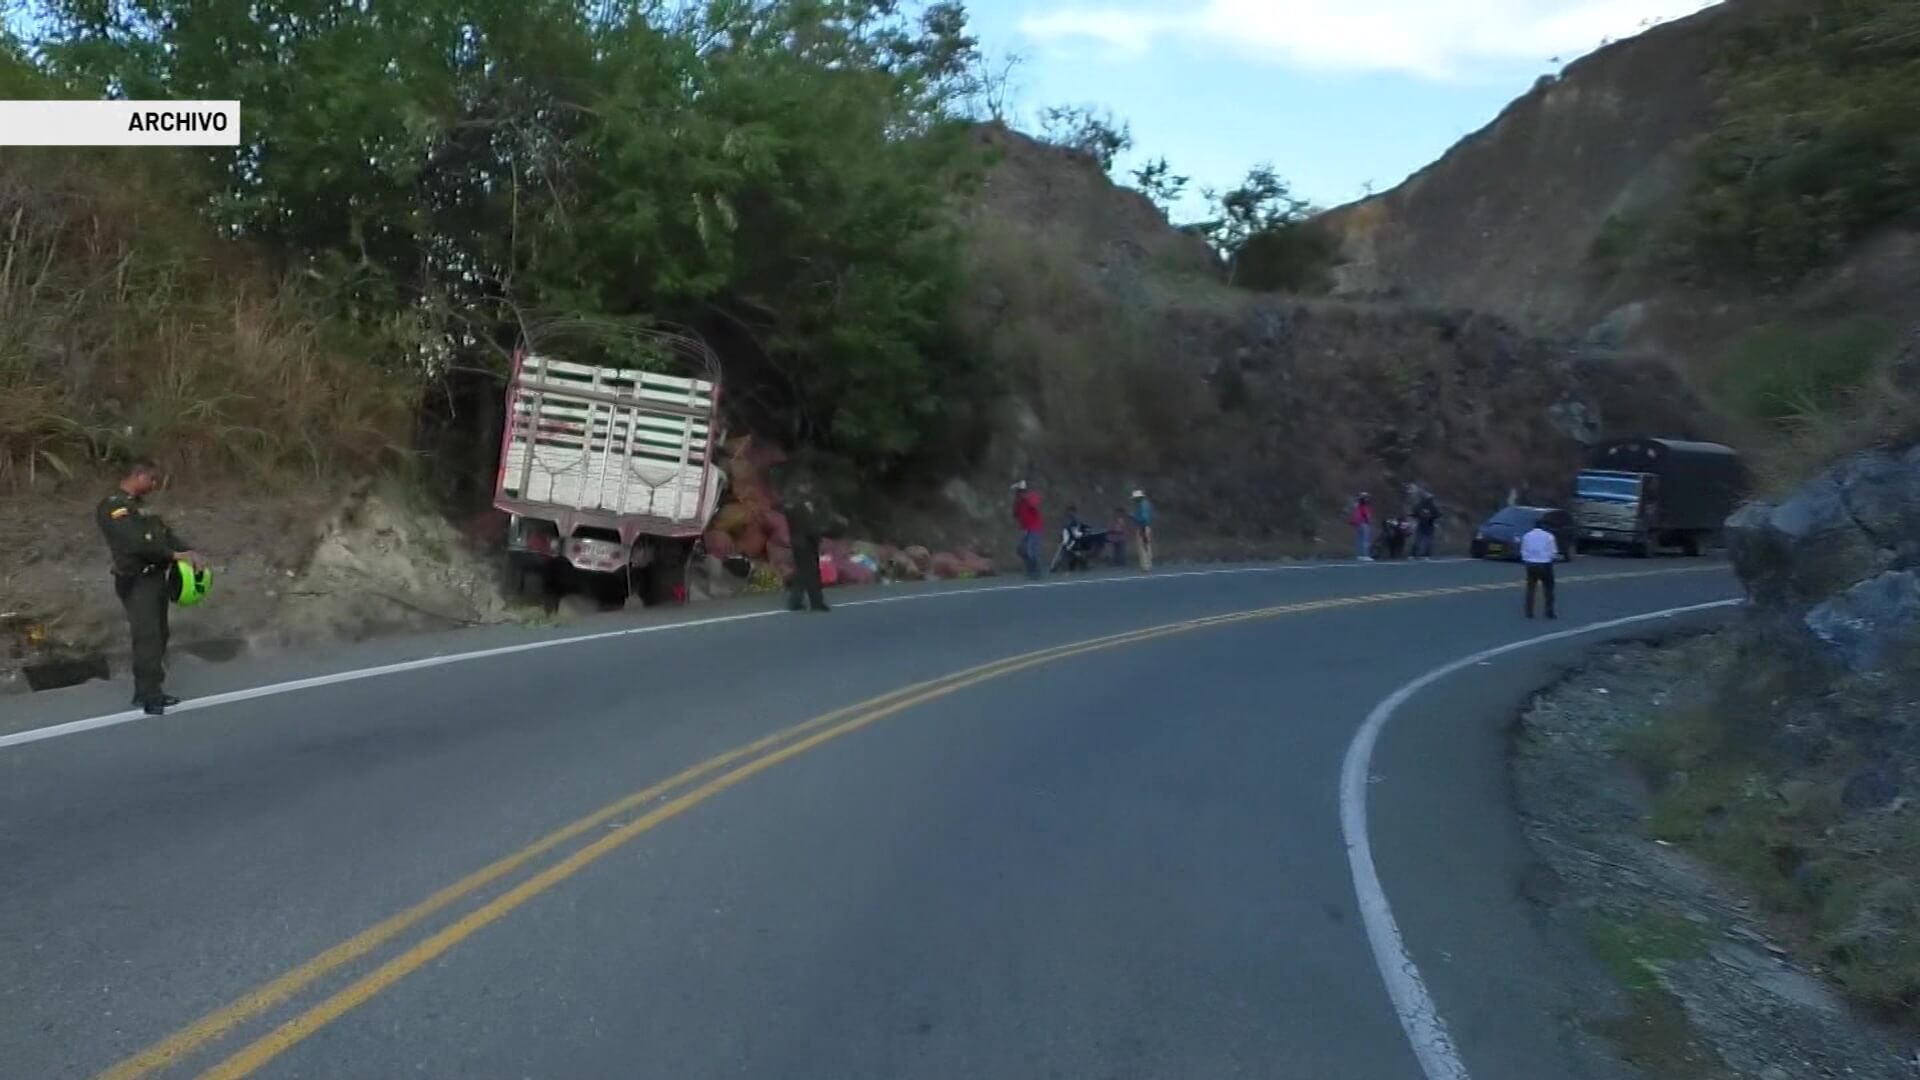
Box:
[1729,445,1920,673]
[1807,571,1920,674]
[928,130,1712,562]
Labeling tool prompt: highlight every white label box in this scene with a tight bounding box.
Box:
[0,100,241,146]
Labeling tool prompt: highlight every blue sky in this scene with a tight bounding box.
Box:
[5,0,1721,218]
[964,0,1722,218]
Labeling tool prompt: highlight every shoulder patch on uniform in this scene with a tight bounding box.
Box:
[109,507,132,519]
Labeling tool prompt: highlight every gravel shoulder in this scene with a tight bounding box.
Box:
[1513,634,1919,1080]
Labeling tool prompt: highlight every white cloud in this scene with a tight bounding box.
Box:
[1018,0,1723,79]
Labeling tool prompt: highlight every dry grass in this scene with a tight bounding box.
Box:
[959,215,1205,477]
[1751,369,1920,496]
[0,147,416,492]
[1708,320,1920,496]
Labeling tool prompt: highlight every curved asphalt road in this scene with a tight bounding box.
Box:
[0,557,1738,1080]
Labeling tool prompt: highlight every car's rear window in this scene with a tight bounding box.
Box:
[1490,509,1538,527]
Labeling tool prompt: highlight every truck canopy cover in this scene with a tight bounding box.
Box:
[496,353,723,536]
[1587,437,1739,471]
[1584,437,1746,533]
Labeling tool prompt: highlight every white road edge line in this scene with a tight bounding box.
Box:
[1340,597,1743,1080]
[0,557,1468,751]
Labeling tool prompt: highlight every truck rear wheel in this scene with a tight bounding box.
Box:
[593,573,631,609]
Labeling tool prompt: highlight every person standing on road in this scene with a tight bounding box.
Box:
[1350,493,1374,562]
[96,460,202,715]
[783,491,829,613]
[1130,489,1154,571]
[1012,481,1044,578]
[1411,485,1440,560]
[1521,520,1559,620]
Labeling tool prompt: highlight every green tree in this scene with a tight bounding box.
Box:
[1671,0,1920,285]
[1037,103,1131,173]
[1130,156,1189,214]
[1198,164,1308,256]
[28,0,992,469]
[1196,163,1339,291]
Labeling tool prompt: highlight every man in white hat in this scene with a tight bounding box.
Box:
[1130,489,1154,571]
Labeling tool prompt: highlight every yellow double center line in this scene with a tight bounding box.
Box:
[96,566,1727,1079]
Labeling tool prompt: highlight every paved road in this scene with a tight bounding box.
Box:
[0,557,1738,1080]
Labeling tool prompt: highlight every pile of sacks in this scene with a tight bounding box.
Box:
[817,541,995,586]
[701,435,790,563]
[698,436,994,587]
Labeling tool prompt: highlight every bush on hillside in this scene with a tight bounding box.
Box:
[1742,325,1920,494]
[1038,105,1133,174]
[0,41,414,489]
[1715,318,1899,429]
[1231,222,1342,295]
[1671,0,1920,286]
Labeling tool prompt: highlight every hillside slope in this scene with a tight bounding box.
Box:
[1320,3,1725,336]
[1318,0,1920,414]
[876,128,1707,559]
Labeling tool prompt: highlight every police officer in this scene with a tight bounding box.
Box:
[97,461,201,714]
[782,488,829,614]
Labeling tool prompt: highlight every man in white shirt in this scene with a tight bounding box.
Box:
[1520,522,1559,620]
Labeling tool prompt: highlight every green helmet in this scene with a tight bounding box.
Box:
[169,560,212,607]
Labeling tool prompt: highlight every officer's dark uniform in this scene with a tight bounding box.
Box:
[96,490,187,707]
[784,499,829,613]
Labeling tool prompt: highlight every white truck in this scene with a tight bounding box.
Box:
[493,347,725,606]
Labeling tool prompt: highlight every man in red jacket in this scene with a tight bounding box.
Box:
[1012,481,1044,578]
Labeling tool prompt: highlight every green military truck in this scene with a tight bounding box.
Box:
[1572,437,1746,557]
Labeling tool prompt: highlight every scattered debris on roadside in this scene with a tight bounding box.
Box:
[694,434,995,598]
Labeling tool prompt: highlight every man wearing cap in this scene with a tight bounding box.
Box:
[1131,489,1155,571]
[96,460,202,715]
[1012,481,1044,578]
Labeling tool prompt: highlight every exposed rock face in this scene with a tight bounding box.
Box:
[1729,446,1920,672]
[925,128,1712,561]
[1806,571,1920,674]
[1318,5,1727,336]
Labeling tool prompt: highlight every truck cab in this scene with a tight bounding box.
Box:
[1571,437,1742,558]
[1572,469,1656,554]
